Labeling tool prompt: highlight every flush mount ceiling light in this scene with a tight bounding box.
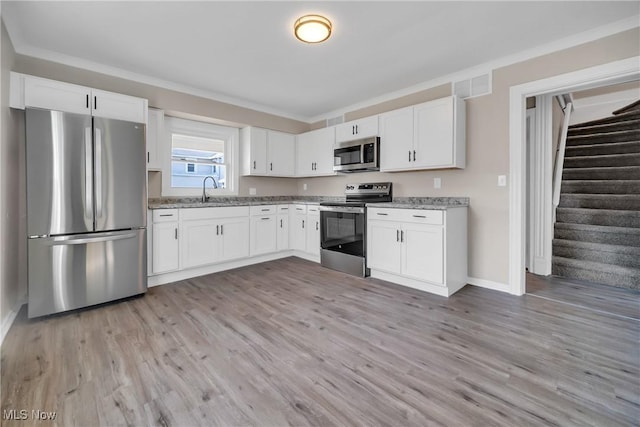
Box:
[294,14,332,44]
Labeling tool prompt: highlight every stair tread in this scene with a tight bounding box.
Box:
[567,120,640,136]
[555,222,640,234]
[564,141,640,156]
[553,238,640,254]
[569,110,640,129]
[563,152,640,160]
[552,256,640,276]
[560,193,640,199]
[556,207,640,217]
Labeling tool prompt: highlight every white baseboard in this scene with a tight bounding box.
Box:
[1,298,25,348]
[148,250,320,287]
[467,276,510,293]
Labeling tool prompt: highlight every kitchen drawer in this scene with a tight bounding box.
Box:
[181,206,249,221]
[368,208,443,225]
[250,205,276,216]
[293,204,307,214]
[153,209,179,223]
[277,205,291,213]
[307,204,320,214]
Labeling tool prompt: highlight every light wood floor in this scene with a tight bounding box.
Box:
[2,257,639,426]
[527,272,640,320]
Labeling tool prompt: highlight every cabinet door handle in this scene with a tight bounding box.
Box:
[147,152,150,163]
[413,150,416,161]
[220,225,223,235]
[253,160,256,170]
[270,162,273,171]
[401,230,404,242]
[302,220,305,229]
[396,229,399,242]
[355,124,358,134]
[412,215,426,218]
[316,221,319,231]
[174,228,178,240]
[94,96,97,110]
[352,125,355,135]
[261,208,270,212]
[159,213,173,217]
[280,219,283,228]
[261,217,270,220]
[376,212,388,216]
[86,94,89,109]
[216,225,219,235]
[408,150,412,162]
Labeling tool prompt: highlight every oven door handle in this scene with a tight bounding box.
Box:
[319,206,365,214]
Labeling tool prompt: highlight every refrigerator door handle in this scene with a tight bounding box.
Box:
[84,127,93,220]
[50,231,137,245]
[95,127,103,218]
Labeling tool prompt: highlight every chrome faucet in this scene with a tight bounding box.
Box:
[202,176,218,202]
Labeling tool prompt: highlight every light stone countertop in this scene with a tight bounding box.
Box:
[148,196,469,210]
[367,197,469,210]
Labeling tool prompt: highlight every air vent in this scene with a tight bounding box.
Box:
[326,115,344,127]
[453,71,492,99]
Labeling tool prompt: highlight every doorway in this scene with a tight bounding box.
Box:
[508,56,640,296]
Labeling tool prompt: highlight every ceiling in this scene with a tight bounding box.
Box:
[3,1,639,122]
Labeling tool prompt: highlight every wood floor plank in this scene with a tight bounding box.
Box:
[2,257,638,426]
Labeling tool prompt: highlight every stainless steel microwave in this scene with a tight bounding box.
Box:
[333,137,380,173]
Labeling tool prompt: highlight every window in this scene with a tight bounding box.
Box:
[163,116,239,196]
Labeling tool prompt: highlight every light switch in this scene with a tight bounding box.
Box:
[249,187,257,195]
[434,177,441,189]
[498,175,507,187]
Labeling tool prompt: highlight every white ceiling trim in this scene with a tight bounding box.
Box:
[309,15,640,123]
[7,14,639,125]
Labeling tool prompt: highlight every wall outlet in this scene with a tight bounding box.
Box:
[498,175,507,187]
[249,187,257,195]
[434,177,441,189]
[303,183,308,191]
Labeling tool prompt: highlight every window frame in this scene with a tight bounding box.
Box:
[162,116,239,197]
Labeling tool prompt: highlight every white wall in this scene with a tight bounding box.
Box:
[1,18,27,343]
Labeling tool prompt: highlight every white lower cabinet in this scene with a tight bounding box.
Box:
[367,207,467,297]
[306,207,320,256]
[180,207,249,269]
[291,205,308,252]
[151,209,180,274]
[290,204,320,256]
[250,205,277,256]
[277,205,290,251]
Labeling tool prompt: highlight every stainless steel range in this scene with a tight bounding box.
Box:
[319,182,392,277]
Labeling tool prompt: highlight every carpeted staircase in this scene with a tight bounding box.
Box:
[552,100,640,290]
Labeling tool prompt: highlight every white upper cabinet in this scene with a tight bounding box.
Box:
[379,105,414,171]
[267,130,296,176]
[12,73,148,123]
[90,88,147,123]
[240,127,296,177]
[241,127,268,175]
[146,108,164,170]
[379,96,465,171]
[23,75,90,115]
[335,116,379,143]
[296,127,335,177]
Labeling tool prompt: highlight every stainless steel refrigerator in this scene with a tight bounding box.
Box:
[26,108,147,318]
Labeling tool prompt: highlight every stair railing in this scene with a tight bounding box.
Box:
[552,101,573,223]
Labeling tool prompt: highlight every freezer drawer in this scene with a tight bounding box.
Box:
[28,229,147,318]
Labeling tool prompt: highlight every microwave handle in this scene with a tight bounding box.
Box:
[361,144,365,164]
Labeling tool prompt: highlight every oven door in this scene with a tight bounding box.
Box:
[319,206,365,257]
